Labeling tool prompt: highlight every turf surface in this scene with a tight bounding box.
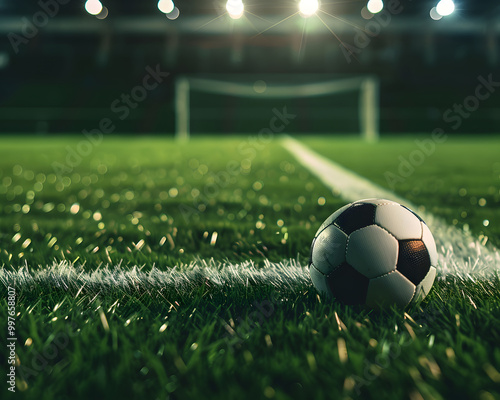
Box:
[1,135,499,400]
[0,136,340,267]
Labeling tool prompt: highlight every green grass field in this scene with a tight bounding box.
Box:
[1,135,499,400]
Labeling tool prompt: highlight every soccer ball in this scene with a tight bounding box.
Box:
[309,199,437,309]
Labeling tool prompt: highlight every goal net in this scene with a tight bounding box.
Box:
[175,75,379,141]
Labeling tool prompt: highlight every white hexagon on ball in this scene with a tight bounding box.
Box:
[309,264,331,297]
[366,271,416,309]
[414,266,437,302]
[312,225,348,275]
[346,225,399,279]
[422,222,438,266]
[375,204,422,240]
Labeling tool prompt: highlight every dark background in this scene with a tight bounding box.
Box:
[0,0,499,135]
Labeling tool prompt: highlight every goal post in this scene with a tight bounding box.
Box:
[175,77,190,142]
[175,75,379,141]
[359,77,380,143]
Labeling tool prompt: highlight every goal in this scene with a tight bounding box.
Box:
[175,75,379,141]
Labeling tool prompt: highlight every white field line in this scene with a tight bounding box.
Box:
[0,259,310,295]
[283,136,500,277]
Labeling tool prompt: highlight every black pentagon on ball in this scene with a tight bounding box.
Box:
[334,203,376,235]
[396,240,431,285]
[326,262,369,305]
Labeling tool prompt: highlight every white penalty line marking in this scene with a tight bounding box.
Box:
[0,259,311,295]
[282,136,500,277]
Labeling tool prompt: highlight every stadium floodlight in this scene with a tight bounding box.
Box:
[299,0,319,18]
[226,0,244,20]
[436,0,455,16]
[85,0,103,16]
[158,0,175,14]
[430,7,442,20]
[366,0,383,14]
